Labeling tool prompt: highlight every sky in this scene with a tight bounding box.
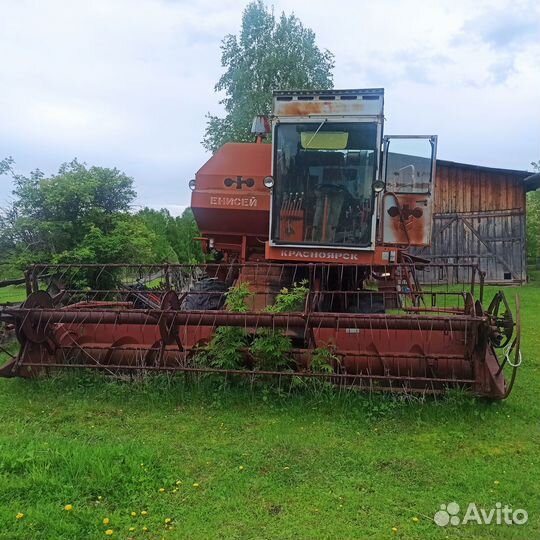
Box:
[1,0,539,215]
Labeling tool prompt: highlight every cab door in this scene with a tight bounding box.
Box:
[381,135,437,247]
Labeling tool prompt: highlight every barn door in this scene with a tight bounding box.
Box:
[419,213,526,283]
[381,135,437,247]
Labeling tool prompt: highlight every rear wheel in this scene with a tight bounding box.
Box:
[181,278,228,310]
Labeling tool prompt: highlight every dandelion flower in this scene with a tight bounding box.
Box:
[391,527,398,533]
[16,512,24,520]
[192,483,200,488]
[141,511,148,516]
[142,526,149,532]
[412,517,419,523]
[159,487,165,493]
[103,518,110,525]
[105,529,113,536]
[64,504,73,511]
[176,480,182,485]
[130,511,137,517]
[165,518,172,524]
[129,527,136,532]
[97,496,103,501]
[239,465,244,471]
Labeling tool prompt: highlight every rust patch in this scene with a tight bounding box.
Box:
[276,100,366,117]
[386,194,428,246]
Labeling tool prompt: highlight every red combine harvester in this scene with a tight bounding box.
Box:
[0,89,521,398]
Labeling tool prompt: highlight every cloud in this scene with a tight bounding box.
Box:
[449,1,540,84]
[488,55,517,84]
[460,6,540,49]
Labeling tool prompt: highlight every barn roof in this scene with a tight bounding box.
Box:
[523,172,540,191]
[436,159,537,191]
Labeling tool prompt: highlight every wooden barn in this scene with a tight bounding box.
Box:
[415,160,537,284]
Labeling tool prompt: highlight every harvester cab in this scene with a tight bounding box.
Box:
[266,89,437,263]
[0,88,521,400]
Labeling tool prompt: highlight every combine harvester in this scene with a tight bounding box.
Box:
[0,89,521,398]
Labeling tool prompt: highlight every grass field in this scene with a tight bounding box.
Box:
[0,280,538,539]
[0,284,27,304]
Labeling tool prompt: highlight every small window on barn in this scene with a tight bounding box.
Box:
[503,272,512,280]
[438,266,446,281]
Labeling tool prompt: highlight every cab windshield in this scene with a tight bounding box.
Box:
[272,122,378,247]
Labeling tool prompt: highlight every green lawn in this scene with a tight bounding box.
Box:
[0,284,27,304]
[0,282,539,539]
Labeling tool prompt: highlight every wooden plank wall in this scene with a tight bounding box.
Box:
[434,163,525,214]
[417,163,527,283]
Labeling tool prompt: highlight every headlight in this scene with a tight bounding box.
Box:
[372,180,385,193]
[188,179,196,191]
[263,176,274,189]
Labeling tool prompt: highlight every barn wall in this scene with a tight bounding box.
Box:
[417,163,527,284]
[434,164,525,214]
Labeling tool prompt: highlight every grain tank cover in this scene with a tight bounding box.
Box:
[273,88,384,118]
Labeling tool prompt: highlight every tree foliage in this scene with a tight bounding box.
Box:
[1,159,136,259]
[527,160,540,262]
[0,158,203,273]
[137,207,203,264]
[203,0,334,152]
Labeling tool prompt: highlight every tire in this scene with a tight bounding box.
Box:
[181,278,228,310]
